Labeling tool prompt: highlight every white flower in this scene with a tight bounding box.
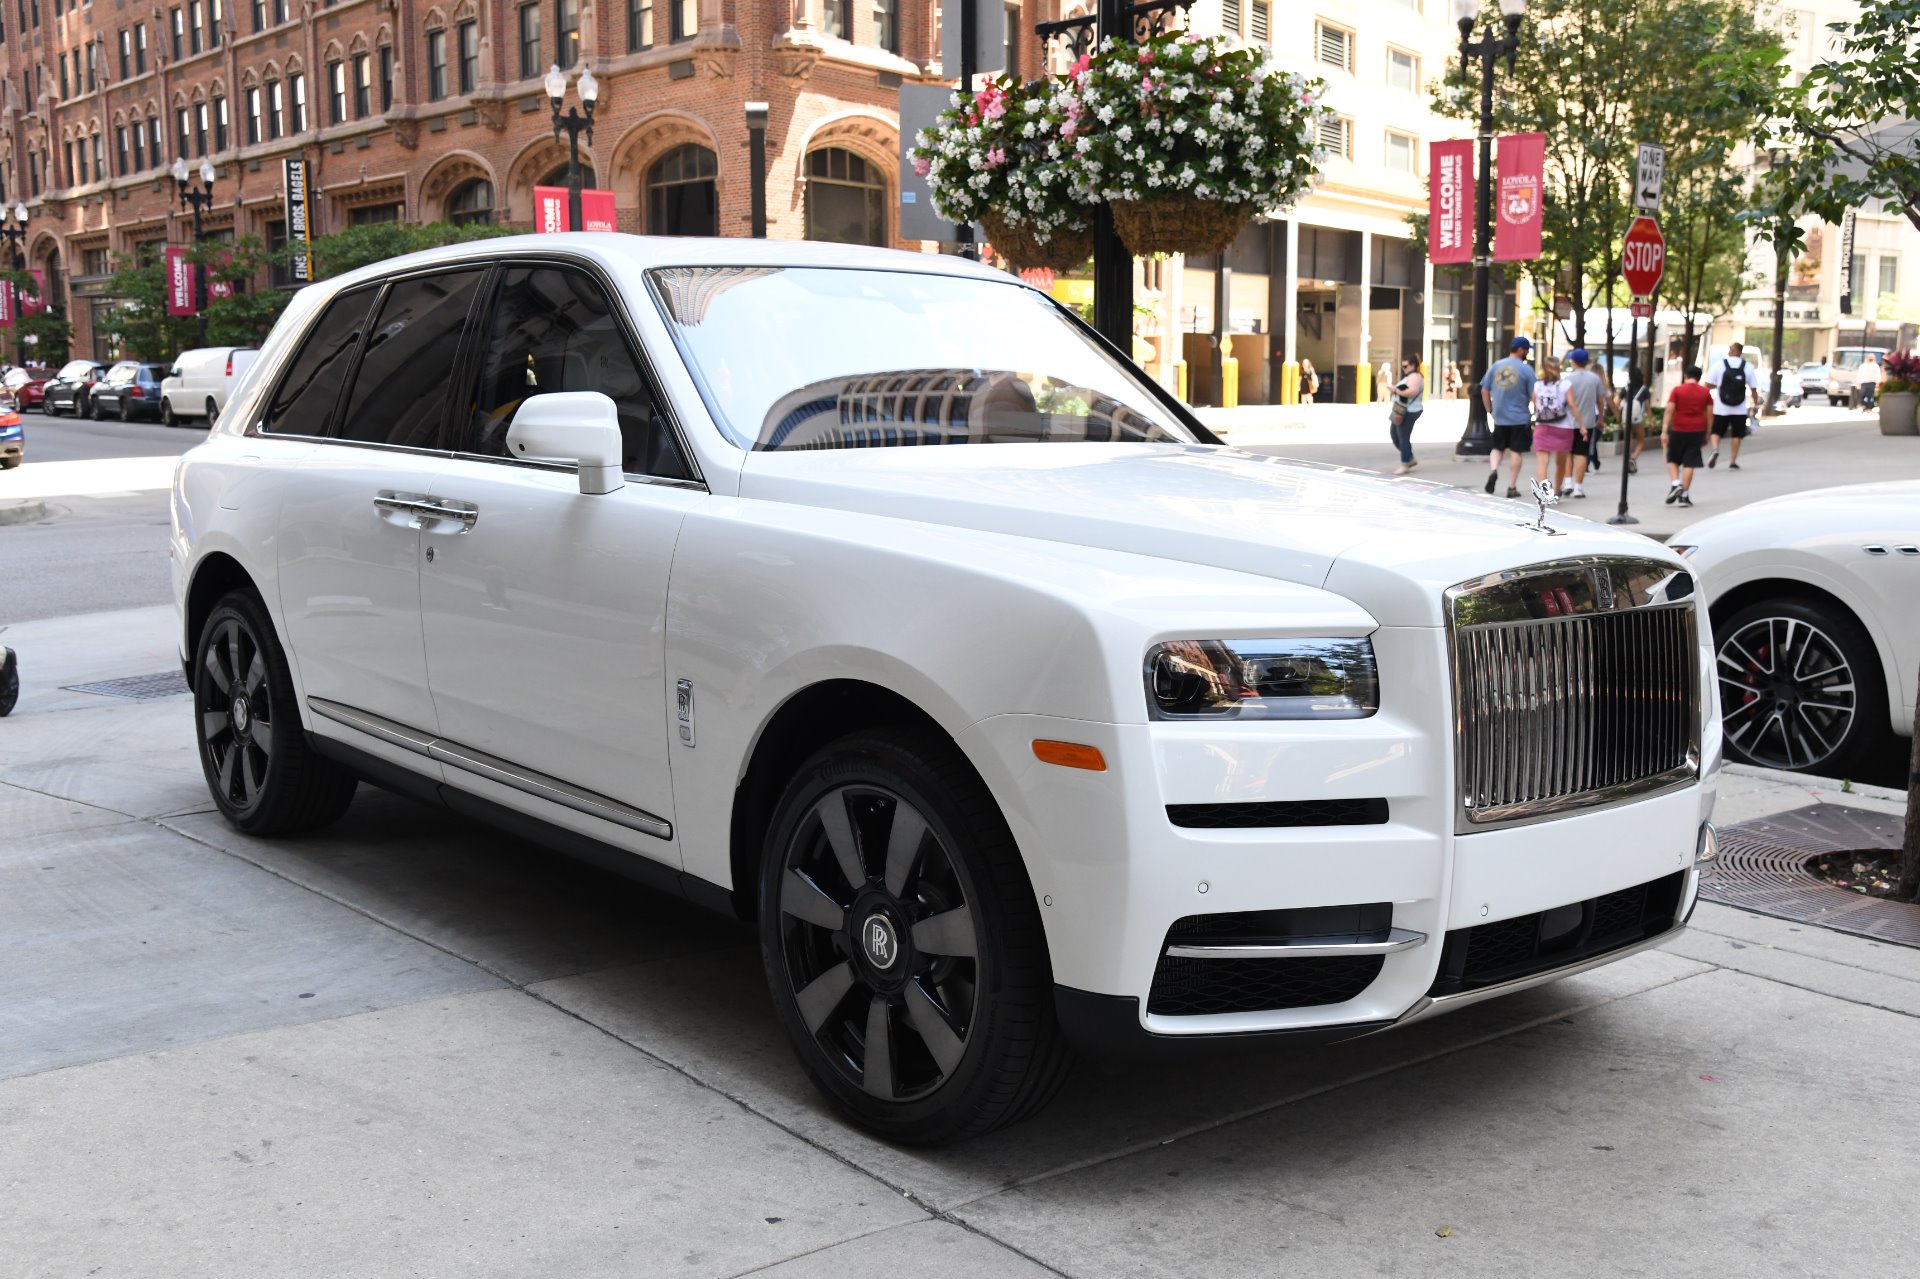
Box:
[1172,118,1188,133]
[1116,124,1133,142]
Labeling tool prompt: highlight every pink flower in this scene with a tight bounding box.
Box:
[1070,52,1091,78]
[1142,75,1154,90]
[1139,48,1154,63]
[912,155,931,177]
[1061,119,1077,138]
[985,145,1007,168]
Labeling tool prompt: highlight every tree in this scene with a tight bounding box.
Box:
[0,266,72,366]
[97,238,281,360]
[294,220,516,281]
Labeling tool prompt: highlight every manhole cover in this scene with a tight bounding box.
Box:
[1702,804,1920,947]
[62,670,191,701]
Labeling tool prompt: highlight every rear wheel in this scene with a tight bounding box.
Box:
[87,394,102,420]
[118,396,134,422]
[206,397,220,425]
[161,398,178,428]
[758,729,1071,1145]
[1716,597,1890,777]
[193,589,357,834]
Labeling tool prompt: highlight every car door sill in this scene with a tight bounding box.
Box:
[307,696,673,840]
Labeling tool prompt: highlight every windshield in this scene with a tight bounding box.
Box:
[1832,349,1888,371]
[648,266,1198,451]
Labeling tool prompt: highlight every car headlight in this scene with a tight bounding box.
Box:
[1145,638,1378,720]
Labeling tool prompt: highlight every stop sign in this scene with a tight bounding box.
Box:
[1622,215,1665,297]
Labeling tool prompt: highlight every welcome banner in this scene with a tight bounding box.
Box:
[1494,132,1545,262]
[165,245,196,316]
[1429,139,1473,265]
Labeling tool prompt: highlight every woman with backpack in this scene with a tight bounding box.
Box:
[1531,357,1576,493]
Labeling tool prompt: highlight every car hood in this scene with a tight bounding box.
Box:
[739,443,1677,627]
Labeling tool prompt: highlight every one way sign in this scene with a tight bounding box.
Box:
[1636,142,1665,212]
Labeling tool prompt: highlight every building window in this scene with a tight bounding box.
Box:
[118,28,130,78]
[349,202,402,227]
[28,148,39,196]
[250,0,262,29]
[1004,2,1019,71]
[1387,47,1418,92]
[1222,0,1241,34]
[267,219,295,287]
[210,0,222,47]
[189,0,204,53]
[353,53,371,117]
[289,70,305,131]
[135,22,147,72]
[1318,115,1352,158]
[92,132,104,180]
[116,124,129,174]
[625,0,648,53]
[446,178,493,226]
[132,121,145,169]
[327,58,345,123]
[148,116,162,165]
[670,0,692,39]
[175,106,190,158]
[69,140,81,184]
[83,246,110,277]
[267,78,283,139]
[245,86,261,143]
[379,44,393,110]
[804,147,887,246]
[1878,255,1899,298]
[872,0,897,52]
[556,0,579,67]
[821,0,847,39]
[457,20,478,94]
[1385,130,1418,173]
[1249,0,1269,41]
[646,143,717,235]
[169,6,182,59]
[194,100,208,154]
[426,29,447,99]
[213,93,228,149]
[522,3,544,73]
[58,55,66,98]
[1315,22,1353,72]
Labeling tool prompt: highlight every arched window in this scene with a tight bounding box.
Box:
[447,177,494,226]
[541,160,596,188]
[804,147,886,246]
[646,144,717,237]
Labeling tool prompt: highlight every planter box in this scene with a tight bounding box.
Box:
[1878,391,1918,436]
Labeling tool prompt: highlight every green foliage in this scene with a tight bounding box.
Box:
[0,266,71,365]
[96,237,280,361]
[293,220,517,281]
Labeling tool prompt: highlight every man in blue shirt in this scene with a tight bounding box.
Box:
[1479,336,1537,497]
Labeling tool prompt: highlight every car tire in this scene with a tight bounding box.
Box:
[1716,597,1891,777]
[118,397,134,422]
[206,398,220,425]
[757,728,1073,1146]
[0,455,18,470]
[87,395,102,420]
[193,589,358,835]
[161,399,178,428]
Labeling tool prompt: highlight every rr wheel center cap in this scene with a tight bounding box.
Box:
[861,913,901,971]
[231,694,253,737]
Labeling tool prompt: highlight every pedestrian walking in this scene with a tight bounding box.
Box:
[1479,336,1536,498]
[1705,343,1759,469]
[1856,354,1881,411]
[1663,364,1714,506]
[1299,357,1321,404]
[1389,356,1424,475]
[1622,365,1651,474]
[1442,362,1462,399]
[1531,357,1576,493]
[1560,348,1612,499]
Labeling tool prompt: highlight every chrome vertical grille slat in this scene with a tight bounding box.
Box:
[1449,558,1701,832]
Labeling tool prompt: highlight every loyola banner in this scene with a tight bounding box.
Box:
[165,245,196,316]
[533,185,619,233]
[1494,132,1545,262]
[1428,139,1474,265]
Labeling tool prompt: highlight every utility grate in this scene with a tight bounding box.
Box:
[1700,804,1920,948]
[62,670,191,701]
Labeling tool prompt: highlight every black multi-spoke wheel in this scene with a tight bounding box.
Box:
[759,730,1072,1144]
[192,590,357,834]
[1716,598,1888,776]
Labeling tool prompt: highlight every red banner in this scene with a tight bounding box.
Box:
[165,246,196,316]
[207,249,235,301]
[1494,131,1545,262]
[20,269,43,317]
[0,281,13,329]
[1428,139,1474,265]
[533,185,619,233]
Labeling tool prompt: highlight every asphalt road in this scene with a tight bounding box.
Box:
[1,410,204,622]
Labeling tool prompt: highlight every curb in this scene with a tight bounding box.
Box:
[1721,761,1908,806]
[0,497,46,526]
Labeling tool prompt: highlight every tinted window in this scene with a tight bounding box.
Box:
[464,265,689,479]
[262,284,379,436]
[337,269,485,448]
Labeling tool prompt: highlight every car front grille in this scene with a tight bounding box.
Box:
[1426,871,1687,997]
[1450,558,1701,829]
[1147,954,1383,1017]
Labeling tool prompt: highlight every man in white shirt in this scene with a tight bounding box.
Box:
[1704,343,1759,470]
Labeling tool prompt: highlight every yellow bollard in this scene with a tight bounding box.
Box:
[1174,360,1189,404]
[1355,362,1372,405]
[1221,357,1239,409]
[1281,360,1299,406]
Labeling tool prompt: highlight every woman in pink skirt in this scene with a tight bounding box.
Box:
[1531,357,1576,495]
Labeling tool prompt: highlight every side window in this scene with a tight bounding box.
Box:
[464,265,690,480]
[261,284,379,436]
[337,269,486,448]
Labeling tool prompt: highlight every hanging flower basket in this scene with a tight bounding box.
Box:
[981,209,1094,273]
[1109,198,1253,258]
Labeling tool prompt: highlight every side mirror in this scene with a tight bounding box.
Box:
[504,391,625,495]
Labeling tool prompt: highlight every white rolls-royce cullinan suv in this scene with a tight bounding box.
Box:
[172,236,1720,1143]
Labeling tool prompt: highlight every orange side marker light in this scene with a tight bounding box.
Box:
[1032,739,1107,771]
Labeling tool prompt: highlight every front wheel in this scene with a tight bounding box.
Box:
[206,398,220,425]
[1716,597,1890,777]
[161,399,178,428]
[758,729,1071,1145]
[193,589,358,834]
[118,397,134,422]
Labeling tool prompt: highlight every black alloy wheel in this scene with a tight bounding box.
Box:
[1717,598,1888,775]
[193,590,357,834]
[759,730,1071,1144]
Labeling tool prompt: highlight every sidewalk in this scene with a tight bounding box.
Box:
[3,605,1918,1276]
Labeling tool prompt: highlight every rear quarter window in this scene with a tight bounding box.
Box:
[261,284,381,437]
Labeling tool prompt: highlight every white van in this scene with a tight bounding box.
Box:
[1826,346,1893,409]
[160,347,259,426]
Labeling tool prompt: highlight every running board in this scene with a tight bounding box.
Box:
[1165,928,1427,960]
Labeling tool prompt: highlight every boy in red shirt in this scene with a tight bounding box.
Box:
[1663,365,1714,506]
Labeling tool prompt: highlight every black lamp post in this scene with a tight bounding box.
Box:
[745,101,769,239]
[545,63,598,230]
[174,156,217,346]
[1764,147,1790,416]
[1450,0,1526,457]
[0,202,29,366]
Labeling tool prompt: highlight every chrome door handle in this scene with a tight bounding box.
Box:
[374,491,433,526]
[374,492,478,532]
[412,498,479,531]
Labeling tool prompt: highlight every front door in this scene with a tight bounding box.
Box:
[419,262,703,855]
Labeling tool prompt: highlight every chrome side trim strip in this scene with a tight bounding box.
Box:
[1387,921,1687,1030]
[305,696,672,841]
[1166,928,1427,960]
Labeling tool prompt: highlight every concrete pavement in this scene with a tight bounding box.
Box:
[2,603,1917,1277]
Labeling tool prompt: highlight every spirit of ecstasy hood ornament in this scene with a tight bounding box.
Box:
[1521,478,1565,535]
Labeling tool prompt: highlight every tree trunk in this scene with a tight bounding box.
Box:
[1899,668,1920,902]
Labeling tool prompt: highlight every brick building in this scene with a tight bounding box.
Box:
[3,1,1064,360]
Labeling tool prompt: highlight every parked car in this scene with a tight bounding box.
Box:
[0,404,20,468]
[1799,361,1831,401]
[42,359,107,416]
[1673,480,1918,777]
[1827,346,1893,408]
[3,364,57,410]
[173,236,1718,1143]
[160,346,259,426]
[89,360,172,421]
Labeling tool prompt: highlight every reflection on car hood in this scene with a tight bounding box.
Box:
[740,443,1675,626]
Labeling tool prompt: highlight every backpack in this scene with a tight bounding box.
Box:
[1717,357,1748,407]
[1535,381,1569,423]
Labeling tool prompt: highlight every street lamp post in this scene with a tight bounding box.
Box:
[173,157,217,347]
[1451,0,1526,458]
[545,64,599,231]
[0,203,30,366]
[1764,147,1790,417]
